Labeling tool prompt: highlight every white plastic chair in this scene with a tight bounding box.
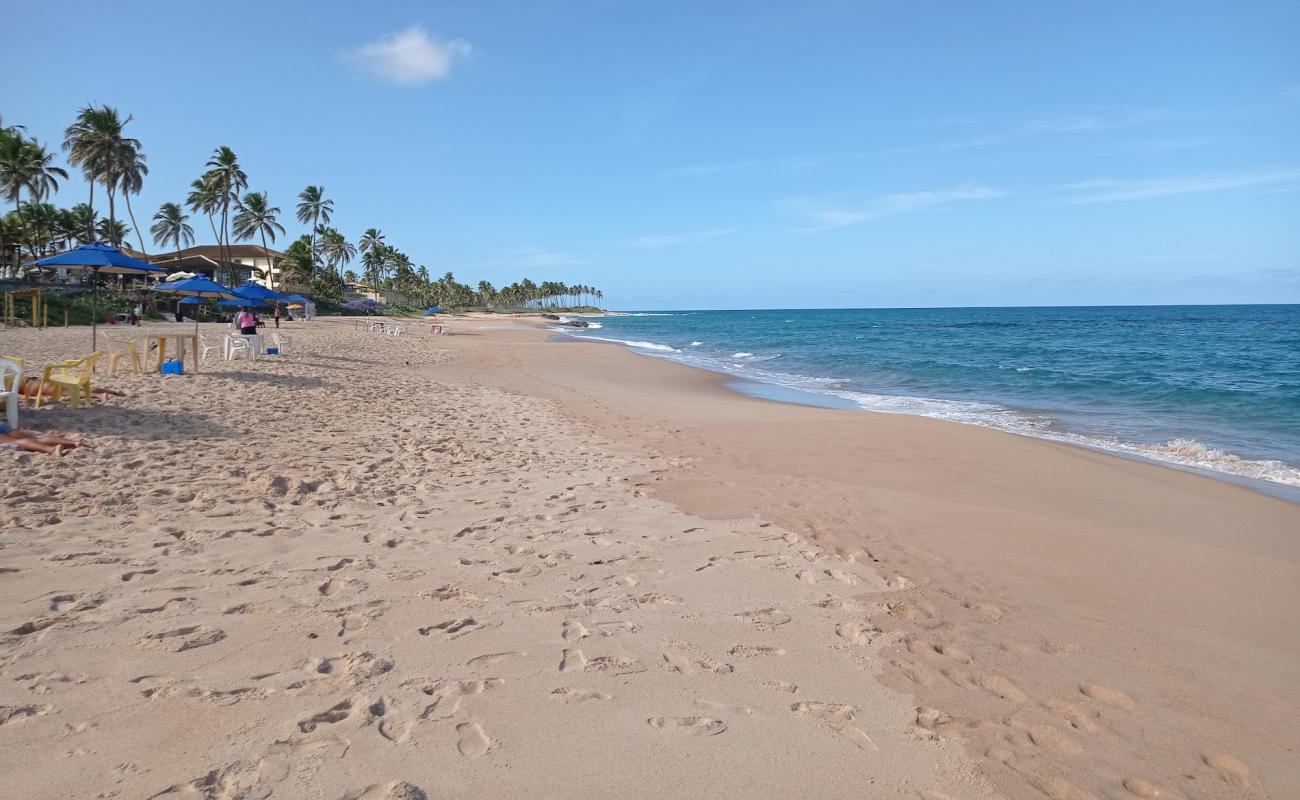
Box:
[270,332,292,353]
[0,357,22,429]
[199,335,221,361]
[387,325,403,336]
[224,334,254,362]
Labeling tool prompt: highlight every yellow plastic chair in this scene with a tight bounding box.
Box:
[109,341,143,376]
[35,352,102,409]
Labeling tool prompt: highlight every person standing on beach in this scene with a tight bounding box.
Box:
[133,302,143,326]
[236,307,257,335]
[273,305,281,328]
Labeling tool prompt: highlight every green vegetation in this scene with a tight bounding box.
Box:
[2,108,607,315]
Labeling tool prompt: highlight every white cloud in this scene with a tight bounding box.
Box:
[800,186,1002,232]
[1060,168,1300,203]
[348,25,471,86]
[624,229,735,248]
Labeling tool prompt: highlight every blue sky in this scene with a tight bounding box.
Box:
[3,0,1298,309]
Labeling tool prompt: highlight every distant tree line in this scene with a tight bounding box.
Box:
[0,108,604,310]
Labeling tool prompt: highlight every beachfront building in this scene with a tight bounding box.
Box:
[123,245,286,288]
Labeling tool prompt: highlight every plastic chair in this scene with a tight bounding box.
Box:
[34,353,102,409]
[109,341,143,376]
[224,335,253,361]
[0,356,23,428]
[270,332,292,353]
[199,335,221,361]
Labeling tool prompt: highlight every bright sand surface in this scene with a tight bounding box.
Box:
[2,316,1297,799]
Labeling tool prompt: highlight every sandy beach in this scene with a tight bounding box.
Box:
[2,316,1297,799]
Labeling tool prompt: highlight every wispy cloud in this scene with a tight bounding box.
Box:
[624,229,735,248]
[670,107,1173,178]
[1060,168,1300,203]
[347,25,471,86]
[800,186,1002,232]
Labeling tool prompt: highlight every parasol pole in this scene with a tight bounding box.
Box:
[92,266,99,350]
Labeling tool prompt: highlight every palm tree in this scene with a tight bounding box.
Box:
[0,136,68,274]
[62,105,140,244]
[318,227,355,290]
[203,147,247,284]
[118,146,149,252]
[151,202,194,268]
[232,191,286,289]
[344,269,359,284]
[478,280,495,307]
[186,176,222,246]
[358,227,385,256]
[280,235,314,289]
[97,217,130,245]
[295,186,332,268]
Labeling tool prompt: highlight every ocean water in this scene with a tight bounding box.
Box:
[556,306,1300,488]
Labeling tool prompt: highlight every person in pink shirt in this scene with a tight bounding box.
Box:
[235,308,258,335]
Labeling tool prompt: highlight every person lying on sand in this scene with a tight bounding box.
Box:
[0,423,86,456]
[18,377,126,402]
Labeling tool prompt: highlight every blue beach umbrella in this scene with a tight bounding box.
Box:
[35,243,167,348]
[421,306,442,316]
[154,275,239,334]
[232,282,291,304]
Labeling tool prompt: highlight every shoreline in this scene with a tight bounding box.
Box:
[548,322,1300,497]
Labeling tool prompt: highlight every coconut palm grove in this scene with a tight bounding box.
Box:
[0,105,604,315]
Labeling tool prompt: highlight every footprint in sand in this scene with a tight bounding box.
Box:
[791,702,877,751]
[418,618,482,638]
[1200,752,1255,788]
[10,617,61,637]
[729,644,786,657]
[1010,719,1082,754]
[646,716,727,736]
[1042,698,1100,733]
[694,699,752,716]
[299,698,355,733]
[1120,777,1181,798]
[736,607,792,631]
[976,673,1028,702]
[342,782,428,800]
[835,622,879,645]
[466,651,527,667]
[1032,775,1101,800]
[559,649,587,672]
[0,704,53,726]
[561,620,589,641]
[1079,683,1134,710]
[416,679,501,719]
[145,625,226,652]
[584,656,647,676]
[549,687,612,703]
[455,721,492,757]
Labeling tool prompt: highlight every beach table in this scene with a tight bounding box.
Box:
[144,332,200,373]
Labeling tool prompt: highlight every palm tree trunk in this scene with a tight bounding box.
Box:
[124,191,145,253]
[260,230,274,291]
[87,181,95,242]
[106,184,118,245]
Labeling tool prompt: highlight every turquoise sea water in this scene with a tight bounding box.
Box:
[557,305,1300,488]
